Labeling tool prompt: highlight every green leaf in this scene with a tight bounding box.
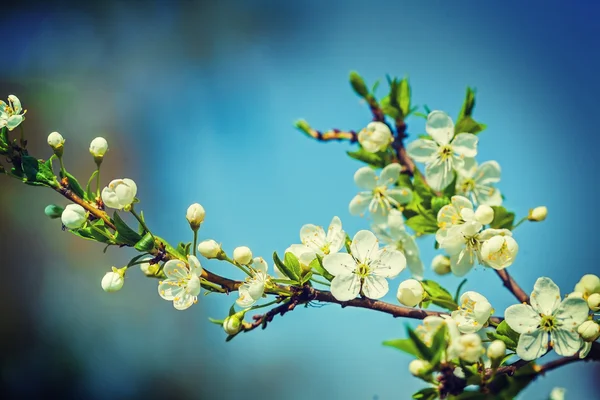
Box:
[300,271,313,285]
[309,257,333,281]
[344,234,352,253]
[412,388,438,400]
[454,279,468,303]
[176,242,192,256]
[208,317,225,325]
[407,326,434,361]
[398,173,413,190]
[349,71,369,98]
[88,220,112,243]
[85,170,99,201]
[458,87,476,120]
[490,206,515,230]
[429,323,448,367]
[127,253,152,267]
[486,320,519,351]
[431,196,450,215]
[284,252,303,281]
[489,363,536,399]
[405,215,438,235]
[382,338,420,357]
[21,156,56,187]
[455,116,486,135]
[273,251,300,282]
[64,171,86,199]
[422,280,458,311]
[413,169,435,205]
[398,78,411,117]
[346,149,386,168]
[113,211,143,246]
[134,232,155,252]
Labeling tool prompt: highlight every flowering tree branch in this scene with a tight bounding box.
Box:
[495,269,530,303]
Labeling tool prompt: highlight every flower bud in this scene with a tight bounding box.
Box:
[61,204,87,229]
[358,121,393,153]
[186,203,205,231]
[139,257,158,277]
[101,267,126,293]
[577,320,600,342]
[456,333,483,363]
[549,387,565,400]
[487,340,506,359]
[528,206,547,222]
[578,274,600,295]
[408,359,430,377]
[101,178,137,210]
[223,313,244,335]
[396,279,424,307]
[89,137,108,161]
[47,131,65,156]
[233,246,253,265]
[480,235,518,270]
[475,205,494,225]
[431,255,451,275]
[349,71,369,97]
[588,293,600,312]
[44,204,64,219]
[198,239,223,259]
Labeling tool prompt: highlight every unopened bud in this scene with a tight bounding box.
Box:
[186,203,205,231]
[198,239,223,259]
[396,279,424,307]
[223,313,244,335]
[408,359,430,377]
[61,204,87,229]
[527,206,547,222]
[349,71,369,97]
[233,246,253,265]
[579,274,600,295]
[431,255,451,275]
[487,340,506,359]
[89,137,108,163]
[578,320,600,342]
[475,205,494,225]
[588,293,600,312]
[358,121,393,153]
[101,267,126,292]
[47,131,65,156]
[44,204,64,219]
[139,257,158,277]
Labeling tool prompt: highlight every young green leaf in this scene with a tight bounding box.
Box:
[405,215,438,235]
[134,232,155,252]
[412,388,438,400]
[346,148,386,168]
[407,326,434,361]
[382,338,420,357]
[490,206,515,230]
[113,211,143,246]
[284,252,303,281]
[273,251,300,282]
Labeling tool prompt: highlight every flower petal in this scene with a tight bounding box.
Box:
[300,223,326,249]
[350,230,380,263]
[187,255,203,277]
[163,260,189,280]
[370,247,406,278]
[322,253,356,276]
[326,216,345,254]
[6,115,23,131]
[531,277,561,315]
[451,133,478,158]
[407,139,439,163]
[251,257,268,274]
[473,185,502,206]
[426,110,454,145]
[349,193,372,216]
[551,328,583,357]
[425,159,454,191]
[380,163,402,186]
[554,297,589,326]
[516,330,549,361]
[450,249,474,277]
[362,275,389,299]
[474,161,501,185]
[387,187,413,205]
[354,167,377,190]
[330,274,361,301]
[173,293,195,310]
[504,304,540,334]
[158,281,184,301]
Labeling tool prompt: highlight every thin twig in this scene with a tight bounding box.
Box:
[495,269,530,303]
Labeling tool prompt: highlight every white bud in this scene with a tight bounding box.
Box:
[396,279,424,307]
[480,235,518,270]
[577,320,600,342]
[456,333,483,363]
[358,121,393,153]
[47,131,65,150]
[101,267,125,292]
[431,255,451,275]
[233,246,253,265]
[101,178,137,210]
[487,340,506,359]
[223,313,243,335]
[408,359,430,377]
[89,137,108,158]
[60,204,87,229]
[588,293,600,312]
[139,257,157,277]
[578,274,600,295]
[549,387,566,400]
[528,206,547,222]
[186,203,205,230]
[475,205,494,225]
[198,239,222,259]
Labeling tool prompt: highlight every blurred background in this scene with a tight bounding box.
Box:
[1,0,599,399]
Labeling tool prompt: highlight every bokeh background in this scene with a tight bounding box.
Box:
[1,1,599,399]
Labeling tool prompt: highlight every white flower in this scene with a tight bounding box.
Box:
[487,340,506,359]
[237,257,269,307]
[299,216,345,257]
[407,111,478,191]
[505,277,589,360]
[139,257,158,277]
[323,230,406,301]
[186,203,205,230]
[158,255,203,310]
[431,255,451,275]
[588,293,600,312]
[89,137,109,158]
[455,333,483,363]
[574,274,600,299]
[396,279,424,307]
[455,159,502,206]
[284,244,317,274]
[358,121,393,153]
[435,195,480,245]
[578,320,600,342]
[408,359,430,377]
[197,239,222,259]
[372,209,424,279]
[0,95,26,131]
[223,313,244,335]
[233,246,253,265]
[451,291,493,333]
[415,315,461,360]
[474,205,494,225]
[47,131,65,150]
[480,233,519,270]
[528,206,548,222]
[349,164,412,224]
[101,178,137,210]
[549,387,566,400]
[101,267,126,293]
[61,204,87,229]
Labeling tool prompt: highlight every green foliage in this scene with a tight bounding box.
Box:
[422,280,458,311]
[488,363,537,399]
[490,206,515,230]
[176,241,192,256]
[400,323,448,367]
[113,211,143,246]
[486,321,520,351]
[61,171,86,199]
[135,232,155,252]
[273,251,300,282]
[310,256,333,281]
[349,71,369,98]
[405,214,438,235]
[412,388,438,400]
[455,87,486,135]
[382,338,421,357]
[346,148,389,168]
[85,170,98,201]
[20,155,57,187]
[432,196,450,215]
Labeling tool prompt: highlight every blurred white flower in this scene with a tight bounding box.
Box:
[158,255,203,310]
[358,121,393,153]
[455,159,502,206]
[101,178,137,210]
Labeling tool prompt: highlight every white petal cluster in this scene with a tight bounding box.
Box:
[528,206,548,222]
[415,315,460,360]
[451,291,493,333]
[89,137,109,159]
[101,178,137,210]
[487,340,506,360]
[323,230,406,301]
[431,255,451,275]
[186,203,205,230]
[505,277,589,360]
[573,274,600,301]
[454,333,483,363]
[286,216,346,269]
[435,196,518,276]
[47,131,65,150]
[396,279,424,307]
[358,121,393,153]
[455,159,502,206]
[349,164,412,224]
[101,267,126,293]
[0,95,26,131]
[61,204,87,229]
[158,255,203,310]
[233,246,253,265]
[237,257,270,307]
[372,209,424,279]
[407,111,478,191]
[197,239,222,259]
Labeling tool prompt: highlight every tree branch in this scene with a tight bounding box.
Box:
[392,119,415,175]
[495,269,530,303]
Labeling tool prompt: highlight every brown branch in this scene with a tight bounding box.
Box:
[365,95,385,122]
[495,269,530,303]
[392,119,415,175]
[299,125,358,143]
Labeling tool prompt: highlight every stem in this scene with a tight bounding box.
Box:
[95,163,101,198]
[310,277,331,287]
[130,205,152,237]
[193,230,198,257]
[200,278,227,293]
[90,225,114,242]
[512,216,528,229]
[58,156,67,178]
[222,255,252,276]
